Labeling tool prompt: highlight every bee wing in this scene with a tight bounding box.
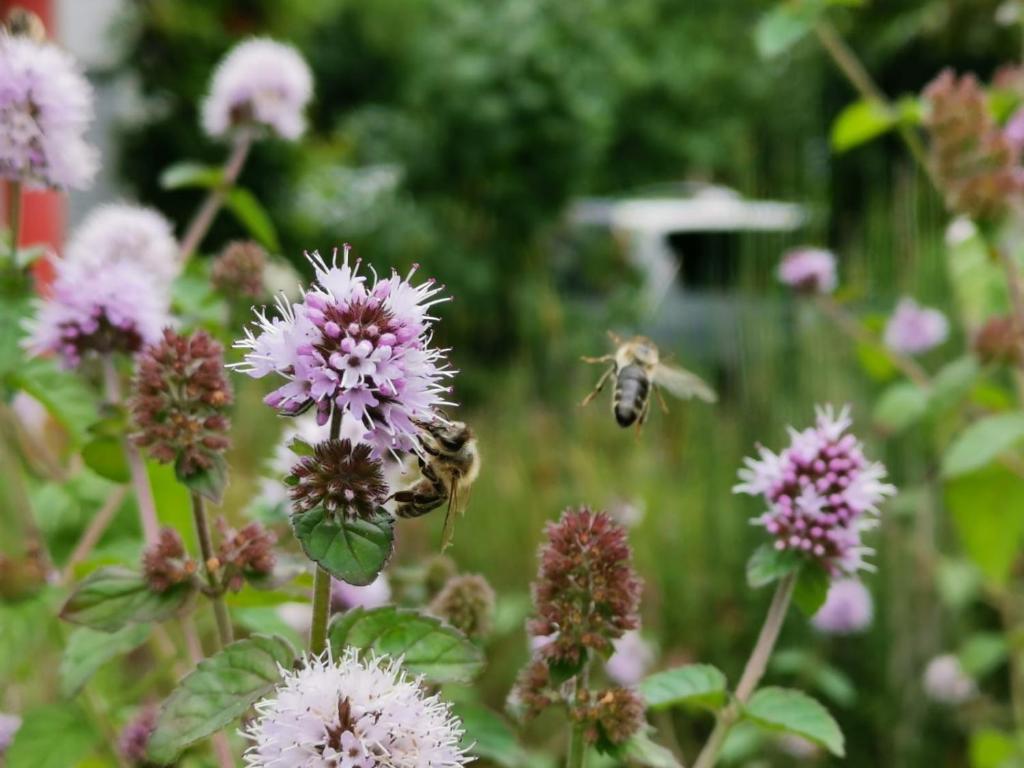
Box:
[654,363,717,403]
[440,476,470,551]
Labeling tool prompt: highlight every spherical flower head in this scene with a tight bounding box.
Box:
[332,574,391,612]
[233,246,455,457]
[528,507,642,666]
[811,578,873,635]
[572,687,646,748]
[142,527,197,593]
[213,240,267,298]
[244,648,471,768]
[735,405,895,575]
[0,34,97,189]
[215,518,277,592]
[429,573,496,639]
[883,297,949,356]
[606,630,656,686]
[24,258,170,368]
[202,38,312,142]
[65,204,180,286]
[0,712,21,756]
[289,438,387,519]
[118,705,157,766]
[974,314,1023,365]
[923,654,977,705]
[131,329,233,478]
[777,248,837,295]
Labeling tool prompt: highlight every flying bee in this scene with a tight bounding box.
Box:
[582,332,717,429]
[392,416,481,550]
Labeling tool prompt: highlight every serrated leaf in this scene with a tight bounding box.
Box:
[226,187,280,252]
[746,544,800,588]
[454,704,529,767]
[638,664,727,711]
[5,704,98,768]
[60,567,193,632]
[292,507,395,586]
[147,634,295,764]
[946,465,1024,586]
[873,380,928,435]
[743,687,845,756]
[328,606,484,683]
[793,565,830,615]
[160,161,224,190]
[618,729,683,768]
[81,437,130,483]
[60,623,151,697]
[942,412,1024,478]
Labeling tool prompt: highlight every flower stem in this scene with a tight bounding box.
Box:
[102,356,160,544]
[190,491,233,648]
[7,180,22,260]
[309,408,343,655]
[693,573,796,768]
[179,131,253,262]
[566,723,587,768]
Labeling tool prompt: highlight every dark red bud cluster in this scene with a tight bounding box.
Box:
[289,439,387,520]
[215,518,277,592]
[142,527,196,593]
[572,687,646,748]
[212,240,267,298]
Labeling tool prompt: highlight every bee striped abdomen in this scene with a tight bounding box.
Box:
[614,364,650,427]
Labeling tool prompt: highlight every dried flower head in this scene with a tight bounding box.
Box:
[974,314,1023,365]
[332,574,392,612]
[24,258,170,368]
[429,573,496,639]
[244,648,471,768]
[233,246,454,458]
[923,69,1024,221]
[289,438,387,519]
[777,247,838,295]
[215,518,276,592]
[202,38,313,142]
[131,329,233,478]
[142,527,196,593]
[213,240,267,298]
[883,297,949,356]
[572,687,646,748]
[0,34,97,189]
[528,507,642,666]
[923,654,977,705]
[735,405,895,575]
[508,657,556,721]
[65,204,180,286]
[606,630,656,687]
[118,705,157,765]
[811,578,873,635]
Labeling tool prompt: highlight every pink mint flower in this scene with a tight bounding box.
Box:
[332,574,391,612]
[606,630,656,686]
[777,247,837,295]
[923,654,976,705]
[0,34,97,189]
[233,246,454,457]
[202,38,313,141]
[811,578,873,635]
[883,297,949,356]
[735,405,895,575]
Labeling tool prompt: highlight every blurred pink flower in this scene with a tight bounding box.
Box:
[331,574,391,612]
[811,578,873,635]
[65,204,179,286]
[883,297,949,356]
[777,247,837,295]
[923,654,976,705]
[606,630,655,686]
[0,712,20,756]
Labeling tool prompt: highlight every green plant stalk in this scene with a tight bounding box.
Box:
[566,723,587,768]
[191,491,234,648]
[7,179,21,260]
[693,573,796,768]
[309,408,343,654]
[0,401,43,560]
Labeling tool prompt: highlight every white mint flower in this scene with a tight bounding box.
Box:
[883,297,949,356]
[202,38,313,141]
[923,654,976,705]
[244,648,471,768]
[64,204,180,285]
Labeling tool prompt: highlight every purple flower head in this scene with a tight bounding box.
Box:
[777,247,837,295]
[923,654,976,705]
[24,258,170,368]
[735,405,895,576]
[233,246,455,457]
[606,630,656,686]
[0,35,97,189]
[202,38,313,142]
[883,297,949,356]
[811,578,873,635]
[66,204,180,285]
[331,574,391,612]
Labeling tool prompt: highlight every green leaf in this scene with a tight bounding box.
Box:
[746,544,800,588]
[292,507,395,586]
[942,412,1024,478]
[618,728,684,768]
[969,727,1019,768]
[328,606,484,684]
[60,567,193,632]
[5,704,99,768]
[930,356,980,413]
[755,3,819,59]
[638,664,727,711]
[830,99,895,152]
[9,357,98,445]
[743,687,845,757]
[793,565,830,616]
[81,437,130,483]
[854,340,897,381]
[160,161,224,190]
[872,380,928,435]
[959,633,1009,679]
[60,623,151,697]
[147,634,295,764]
[226,187,281,252]
[287,436,316,457]
[454,704,529,767]
[177,452,229,504]
[945,465,1024,586]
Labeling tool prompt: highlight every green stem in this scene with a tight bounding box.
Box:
[309,408,343,655]
[566,723,587,768]
[693,573,796,768]
[190,491,233,648]
[7,180,22,260]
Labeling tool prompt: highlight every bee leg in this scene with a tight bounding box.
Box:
[655,385,670,415]
[581,366,615,407]
[581,354,614,365]
[607,330,623,345]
